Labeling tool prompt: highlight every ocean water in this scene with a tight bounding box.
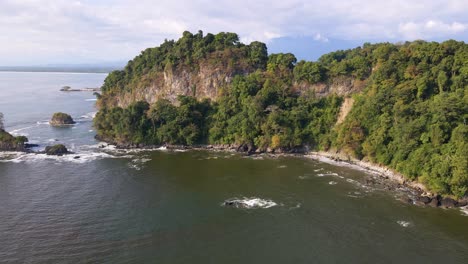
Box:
[0,72,467,263]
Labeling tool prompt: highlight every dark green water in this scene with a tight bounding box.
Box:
[0,72,467,263]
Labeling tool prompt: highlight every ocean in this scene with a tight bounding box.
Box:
[0,72,467,263]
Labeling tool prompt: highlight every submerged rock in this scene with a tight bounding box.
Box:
[45,144,69,156]
[50,112,75,126]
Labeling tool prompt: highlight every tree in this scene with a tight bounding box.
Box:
[0,112,4,130]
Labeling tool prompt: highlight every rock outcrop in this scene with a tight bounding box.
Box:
[101,63,253,108]
[50,112,75,126]
[293,77,367,98]
[0,129,28,151]
[45,144,69,156]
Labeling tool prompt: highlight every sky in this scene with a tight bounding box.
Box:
[1,0,468,66]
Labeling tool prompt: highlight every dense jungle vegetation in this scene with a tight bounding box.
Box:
[95,31,468,197]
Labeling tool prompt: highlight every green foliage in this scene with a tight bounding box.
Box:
[100,31,268,95]
[95,97,212,146]
[334,40,468,197]
[0,112,4,130]
[0,128,28,149]
[293,61,326,83]
[96,33,468,198]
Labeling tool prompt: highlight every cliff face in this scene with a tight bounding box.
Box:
[108,63,253,108]
[98,31,270,109]
[102,68,365,108]
[293,77,367,97]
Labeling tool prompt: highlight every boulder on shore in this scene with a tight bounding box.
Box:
[428,195,441,207]
[50,112,75,126]
[417,196,432,204]
[45,144,69,156]
[440,198,458,208]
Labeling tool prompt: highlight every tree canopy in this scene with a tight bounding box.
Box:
[95,32,468,198]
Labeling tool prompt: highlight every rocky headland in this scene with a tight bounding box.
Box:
[0,129,30,151]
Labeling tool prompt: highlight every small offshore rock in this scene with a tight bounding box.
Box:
[45,144,69,156]
[50,112,75,126]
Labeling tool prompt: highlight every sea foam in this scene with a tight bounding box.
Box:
[397,221,411,227]
[0,151,117,164]
[222,197,278,209]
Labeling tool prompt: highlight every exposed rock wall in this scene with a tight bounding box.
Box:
[107,63,253,108]
[293,77,367,97]
[102,64,367,109]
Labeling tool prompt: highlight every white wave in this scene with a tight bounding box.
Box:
[36,121,50,125]
[243,156,264,160]
[157,146,167,151]
[9,125,36,135]
[127,157,152,170]
[329,181,338,185]
[314,168,324,172]
[0,150,119,164]
[397,221,411,227]
[278,165,287,168]
[460,206,468,216]
[298,175,311,180]
[317,172,339,177]
[128,164,142,170]
[85,98,97,101]
[131,158,151,164]
[48,138,59,142]
[80,111,97,119]
[222,197,277,209]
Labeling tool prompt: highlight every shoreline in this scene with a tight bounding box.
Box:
[99,140,467,209]
[3,139,468,211]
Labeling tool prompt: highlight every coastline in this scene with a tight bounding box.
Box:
[97,138,467,209]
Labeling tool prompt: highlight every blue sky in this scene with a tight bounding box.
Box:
[1,0,467,66]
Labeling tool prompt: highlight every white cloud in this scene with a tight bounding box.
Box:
[0,0,467,65]
[399,20,467,39]
[313,33,329,43]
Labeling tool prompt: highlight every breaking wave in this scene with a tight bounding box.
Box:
[460,206,468,216]
[397,221,411,227]
[0,151,117,164]
[222,197,278,209]
[79,111,97,120]
[317,172,339,177]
